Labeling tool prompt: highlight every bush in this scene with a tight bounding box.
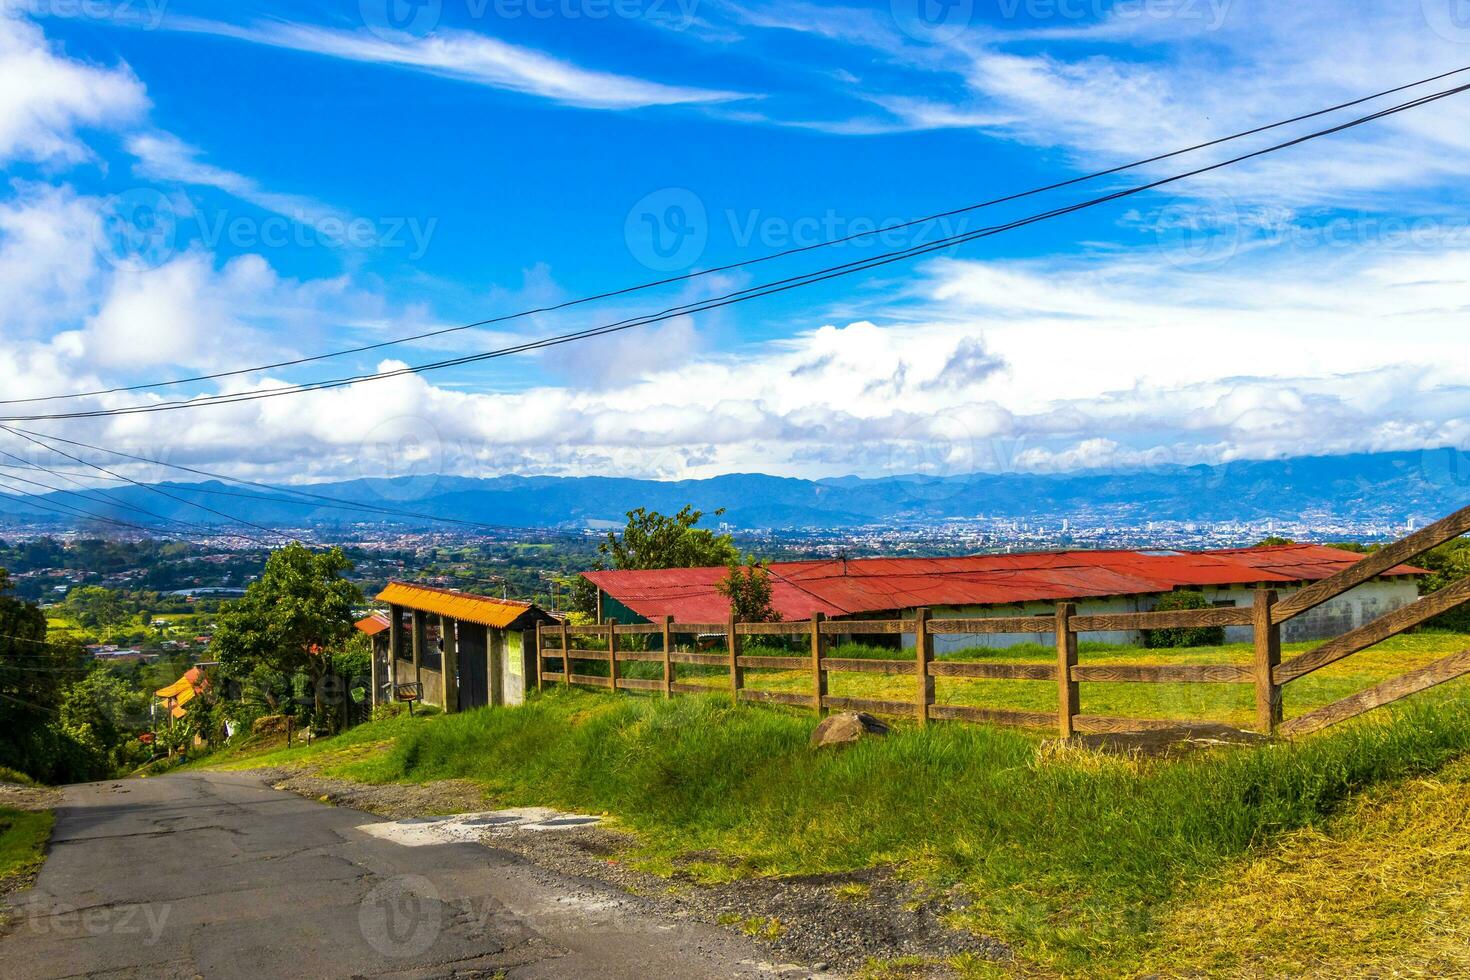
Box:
[1143,590,1226,648]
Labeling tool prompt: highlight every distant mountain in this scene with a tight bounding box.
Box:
[0,448,1465,532]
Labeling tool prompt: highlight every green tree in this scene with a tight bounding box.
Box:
[716,559,778,623]
[63,585,125,630]
[1143,590,1226,649]
[599,506,738,571]
[1419,539,1470,632]
[211,544,363,722]
[60,670,149,767]
[0,568,93,782]
[1255,536,1296,547]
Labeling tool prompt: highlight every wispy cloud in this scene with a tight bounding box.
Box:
[127,132,349,230]
[164,17,751,110]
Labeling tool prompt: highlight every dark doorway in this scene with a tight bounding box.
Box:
[458,623,489,711]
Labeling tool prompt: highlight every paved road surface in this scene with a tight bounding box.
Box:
[1,771,809,979]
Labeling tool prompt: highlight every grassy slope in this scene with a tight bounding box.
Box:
[211,678,1470,976]
[0,808,53,881]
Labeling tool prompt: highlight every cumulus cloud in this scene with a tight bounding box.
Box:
[0,14,147,164]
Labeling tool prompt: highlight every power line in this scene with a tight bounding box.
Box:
[0,475,192,539]
[5,63,1469,409]
[4,78,1466,425]
[0,426,283,546]
[0,428,596,540]
[0,449,230,538]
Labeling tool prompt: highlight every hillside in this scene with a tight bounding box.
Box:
[0,447,1464,530]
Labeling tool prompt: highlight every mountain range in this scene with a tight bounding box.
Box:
[1,448,1465,532]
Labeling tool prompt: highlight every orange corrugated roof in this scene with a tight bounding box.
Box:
[376,582,548,629]
[355,612,391,636]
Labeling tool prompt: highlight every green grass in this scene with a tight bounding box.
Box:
[0,767,40,788]
[0,807,54,881]
[612,630,1470,730]
[227,681,1470,974]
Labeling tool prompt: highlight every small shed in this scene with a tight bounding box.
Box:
[360,583,556,712]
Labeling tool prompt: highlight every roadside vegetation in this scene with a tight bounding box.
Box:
[207,679,1470,976]
[0,808,52,883]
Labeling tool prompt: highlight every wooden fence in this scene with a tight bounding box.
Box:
[537,504,1470,737]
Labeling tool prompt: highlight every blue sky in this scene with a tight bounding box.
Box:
[2,1,1468,488]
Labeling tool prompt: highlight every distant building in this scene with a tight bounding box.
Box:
[582,544,1425,649]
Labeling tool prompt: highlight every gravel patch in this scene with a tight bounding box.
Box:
[253,767,491,818]
[243,767,1009,975]
[0,782,60,812]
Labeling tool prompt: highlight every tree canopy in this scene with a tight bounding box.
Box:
[599,506,739,571]
[211,544,363,718]
[716,559,779,623]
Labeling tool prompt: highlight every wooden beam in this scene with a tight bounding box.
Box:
[927,661,1055,681]
[738,689,813,707]
[1253,590,1282,734]
[821,695,917,717]
[821,658,915,675]
[727,611,742,705]
[1070,663,1254,683]
[915,607,934,726]
[560,620,571,688]
[1278,648,1470,737]
[439,615,458,714]
[1071,607,1254,632]
[923,616,1056,635]
[1056,602,1079,737]
[411,609,425,689]
[661,615,673,699]
[810,613,826,717]
[606,619,620,695]
[1271,504,1470,623]
[1275,576,1470,685]
[929,704,1056,728]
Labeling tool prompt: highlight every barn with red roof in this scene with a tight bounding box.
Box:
[583,543,1424,649]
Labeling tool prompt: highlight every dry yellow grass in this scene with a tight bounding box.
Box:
[1130,756,1470,978]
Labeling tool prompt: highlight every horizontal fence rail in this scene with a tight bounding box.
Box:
[537,506,1470,740]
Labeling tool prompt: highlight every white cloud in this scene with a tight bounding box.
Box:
[0,13,147,165]
[127,133,351,232]
[165,17,750,110]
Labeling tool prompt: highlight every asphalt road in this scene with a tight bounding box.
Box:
[0,771,810,979]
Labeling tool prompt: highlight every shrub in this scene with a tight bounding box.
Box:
[1143,590,1226,648]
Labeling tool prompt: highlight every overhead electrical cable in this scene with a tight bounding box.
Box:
[3,78,1467,424]
[4,63,1469,408]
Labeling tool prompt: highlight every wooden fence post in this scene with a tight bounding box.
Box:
[810,613,827,716]
[727,612,743,705]
[1253,589,1282,734]
[661,615,674,699]
[560,620,571,687]
[607,619,620,694]
[535,624,544,691]
[1056,602,1079,737]
[914,607,934,725]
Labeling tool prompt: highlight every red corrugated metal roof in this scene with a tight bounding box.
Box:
[583,545,1425,622]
